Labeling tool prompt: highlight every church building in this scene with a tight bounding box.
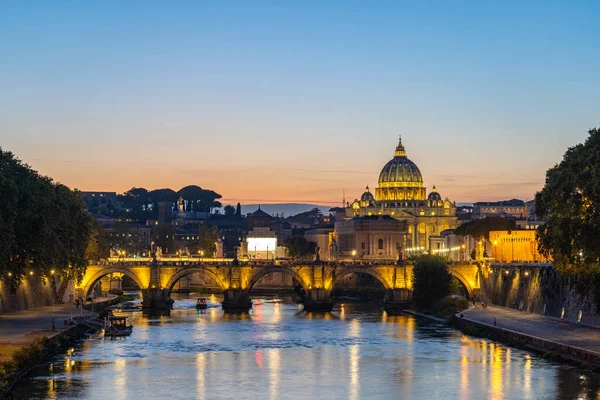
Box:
[339,136,458,256]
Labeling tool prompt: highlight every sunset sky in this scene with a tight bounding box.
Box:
[2,2,599,206]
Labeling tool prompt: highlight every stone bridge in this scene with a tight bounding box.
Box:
[76,257,480,313]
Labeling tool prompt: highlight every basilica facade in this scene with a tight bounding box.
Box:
[342,137,458,255]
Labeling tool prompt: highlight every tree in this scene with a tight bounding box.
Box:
[178,185,222,213]
[284,237,317,260]
[85,220,109,263]
[236,203,242,217]
[411,255,453,310]
[0,148,93,297]
[535,127,600,297]
[287,208,322,226]
[224,205,236,216]
[454,216,516,240]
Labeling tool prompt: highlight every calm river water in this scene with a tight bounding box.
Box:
[10,295,600,400]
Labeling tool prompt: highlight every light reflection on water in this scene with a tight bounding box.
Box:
[10,295,600,400]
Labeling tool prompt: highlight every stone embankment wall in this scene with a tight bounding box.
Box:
[453,316,600,371]
[0,276,73,314]
[485,264,600,327]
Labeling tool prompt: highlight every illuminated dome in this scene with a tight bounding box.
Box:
[361,186,375,203]
[359,186,375,207]
[428,185,442,201]
[376,137,426,202]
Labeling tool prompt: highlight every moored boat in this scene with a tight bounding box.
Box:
[104,316,133,337]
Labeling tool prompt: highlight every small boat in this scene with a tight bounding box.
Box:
[104,316,133,337]
[196,298,208,310]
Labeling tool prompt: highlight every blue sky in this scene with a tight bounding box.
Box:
[1,1,599,205]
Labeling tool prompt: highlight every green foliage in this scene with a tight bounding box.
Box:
[412,255,453,310]
[191,224,219,255]
[536,127,600,270]
[535,127,600,306]
[0,149,93,287]
[427,297,469,318]
[85,220,110,262]
[284,236,317,260]
[454,216,517,240]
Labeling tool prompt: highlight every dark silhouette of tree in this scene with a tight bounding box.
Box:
[178,185,222,213]
[86,220,109,262]
[224,205,236,216]
[148,188,178,203]
[236,203,242,217]
[411,255,452,310]
[535,127,600,302]
[454,216,516,240]
[0,148,93,297]
[284,237,317,260]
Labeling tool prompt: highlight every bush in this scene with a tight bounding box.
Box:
[412,255,453,310]
[428,297,469,318]
[10,338,46,370]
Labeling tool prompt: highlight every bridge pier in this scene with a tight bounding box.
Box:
[222,289,252,312]
[303,289,333,312]
[383,289,412,315]
[141,288,174,311]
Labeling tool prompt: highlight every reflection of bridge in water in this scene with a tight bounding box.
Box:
[78,257,481,313]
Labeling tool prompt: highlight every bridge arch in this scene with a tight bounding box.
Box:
[165,267,228,295]
[82,267,145,297]
[246,266,310,292]
[329,266,393,292]
[449,271,473,299]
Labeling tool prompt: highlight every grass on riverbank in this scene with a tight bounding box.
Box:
[417,297,469,319]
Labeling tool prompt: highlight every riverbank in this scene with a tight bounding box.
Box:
[455,305,600,371]
[0,296,116,398]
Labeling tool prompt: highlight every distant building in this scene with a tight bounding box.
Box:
[457,206,473,222]
[240,208,286,260]
[473,199,526,219]
[332,216,407,260]
[489,230,548,262]
[304,227,334,260]
[157,201,172,224]
[90,213,117,228]
[246,207,272,230]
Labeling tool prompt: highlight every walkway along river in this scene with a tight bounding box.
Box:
[10,295,600,399]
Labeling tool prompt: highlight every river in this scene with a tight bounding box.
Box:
[10,295,600,399]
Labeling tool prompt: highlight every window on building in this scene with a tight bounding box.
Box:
[378,239,384,250]
[361,242,366,250]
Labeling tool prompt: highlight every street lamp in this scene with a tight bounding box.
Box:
[352,249,357,262]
